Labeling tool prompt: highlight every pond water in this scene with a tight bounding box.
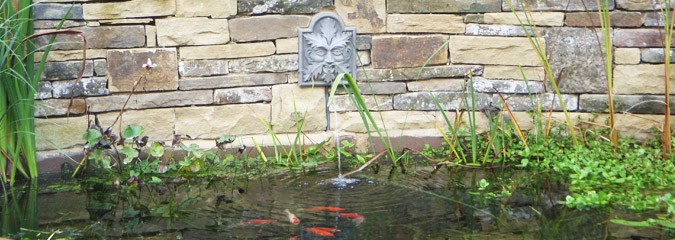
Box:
[0,166,660,239]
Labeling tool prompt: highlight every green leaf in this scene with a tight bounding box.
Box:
[149,142,165,158]
[216,135,236,144]
[150,176,162,183]
[123,124,144,139]
[83,129,102,147]
[122,146,138,164]
[610,219,653,228]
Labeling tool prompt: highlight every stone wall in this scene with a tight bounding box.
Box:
[32,0,675,170]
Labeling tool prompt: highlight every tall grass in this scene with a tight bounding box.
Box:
[596,0,618,147]
[659,0,674,157]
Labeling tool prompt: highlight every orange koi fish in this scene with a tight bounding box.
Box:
[285,209,300,225]
[313,227,340,232]
[306,227,335,237]
[241,219,277,225]
[338,212,364,219]
[305,206,346,212]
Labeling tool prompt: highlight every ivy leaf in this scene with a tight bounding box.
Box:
[123,125,144,139]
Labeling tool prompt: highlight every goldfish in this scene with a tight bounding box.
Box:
[306,227,335,237]
[305,206,346,212]
[338,212,364,219]
[285,209,300,225]
[241,219,277,225]
[313,227,340,232]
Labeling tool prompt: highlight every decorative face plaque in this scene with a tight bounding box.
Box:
[298,13,356,87]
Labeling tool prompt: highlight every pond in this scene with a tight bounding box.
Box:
[0,165,661,239]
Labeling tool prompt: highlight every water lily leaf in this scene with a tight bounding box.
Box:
[123,124,144,139]
[83,129,102,147]
[150,142,165,158]
[610,219,652,228]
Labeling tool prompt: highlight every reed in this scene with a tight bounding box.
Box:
[596,0,619,147]
[659,0,674,158]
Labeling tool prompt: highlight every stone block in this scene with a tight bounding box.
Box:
[87,90,213,113]
[498,93,579,111]
[35,82,52,99]
[52,77,107,98]
[330,95,393,112]
[407,78,465,92]
[483,12,565,26]
[34,49,106,62]
[35,26,145,50]
[83,0,175,20]
[331,111,448,133]
[387,14,464,33]
[616,0,673,10]
[34,98,86,117]
[34,3,83,20]
[34,20,85,29]
[393,92,491,110]
[388,0,501,13]
[180,42,276,60]
[35,116,88,151]
[176,0,237,18]
[357,51,371,66]
[271,84,326,132]
[179,60,228,77]
[276,38,299,54]
[238,0,332,14]
[615,29,675,48]
[146,25,157,47]
[357,65,483,81]
[107,48,179,92]
[543,27,607,93]
[465,24,533,37]
[580,94,675,114]
[473,77,544,94]
[449,36,541,66]
[644,12,664,27]
[372,35,448,68]
[614,64,675,94]
[229,54,298,73]
[336,0,386,33]
[641,48,675,63]
[356,82,407,94]
[502,0,614,11]
[98,108,176,142]
[179,73,288,90]
[99,18,153,25]
[175,104,271,138]
[214,87,272,104]
[465,14,484,23]
[356,36,372,50]
[229,15,311,42]
[483,66,545,80]
[615,48,641,64]
[564,12,642,27]
[40,60,93,81]
[156,18,229,47]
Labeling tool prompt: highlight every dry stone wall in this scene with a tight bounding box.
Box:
[32,0,675,167]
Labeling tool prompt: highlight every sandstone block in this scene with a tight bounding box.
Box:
[271,84,326,132]
[107,48,179,92]
[180,42,276,60]
[175,104,271,138]
[407,78,465,92]
[229,54,298,73]
[357,65,483,81]
[34,3,83,20]
[179,60,228,77]
[449,36,541,66]
[503,0,614,11]
[564,12,642,27]
[580,94,675,114]
[336,0,386,33]
[35,116,88,151]
[214,87,272,104]
[483,66,545,80]
[34,49,106,62]
[473,78,544,94]
[83,0,175,20]
[357,51,371,66]
[87,90,213,113]
[238,0,332,14]
[36,26,145,50]
[276,38,299,54]
[52,77,107,98]
[177,0,236,18]
[372,35,448,68]
[614,64,675,94]
[388,0,501,13]
[40,60,93,81]
[615,48,641,64]
[387,14,464,33]
[641,48,675,63]
[331,111,448,133]
[229,15,311,42]
[99,18,153,25]
[146,25,157,47]
[465,24,533,37]
[393,92,491,110]
[98,108,176,142]
[616,0,673,10]
[34,98,86,117]
[615,29,675,48]
[156,18,229,47]
[543,27,607,93]
[179,73,288,90]
[330,95,393,112]
[483,12,564,26]
[356,82,407,94]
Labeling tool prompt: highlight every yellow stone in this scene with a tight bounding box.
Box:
[483,12,565,26]
[614,64,675,94]
[449,36,542,66]
[156,18,230,47]
[83,0,175,20]
[387,14,464,33]
[335,0,387,33]
[180,42,276,60]
[276,38,298,54]
[176,0,237,18]
[175,104,271,139]
[614,48,640,65]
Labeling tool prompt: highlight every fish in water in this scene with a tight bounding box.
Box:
[338,212,364,219]
[306,227,335,237]
[305,206,346,212]
[285,209,300,225]
[241,219,277,225]
[313,227,340,233]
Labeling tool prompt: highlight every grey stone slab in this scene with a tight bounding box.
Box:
[238,0,332,14]
[214,87,272,104]
[35,81,52,100]
[580,94,675,114]
[388,0,501,13]
[356,35,372,50]
[472,77,544,94]
[93,59,107,76]
[40,60,94,81]
[496,93,579,111]
[52,77,108,98]
[229,54,298,73]
[640,48,675,63]
[465,24,532,37]
[393,92,491,110]
[502,0,614,11]
[179,60,228,77]
[178,73,288,90]
[34,3,84,20]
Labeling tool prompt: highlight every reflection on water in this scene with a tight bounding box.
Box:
[0,166,660,239]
